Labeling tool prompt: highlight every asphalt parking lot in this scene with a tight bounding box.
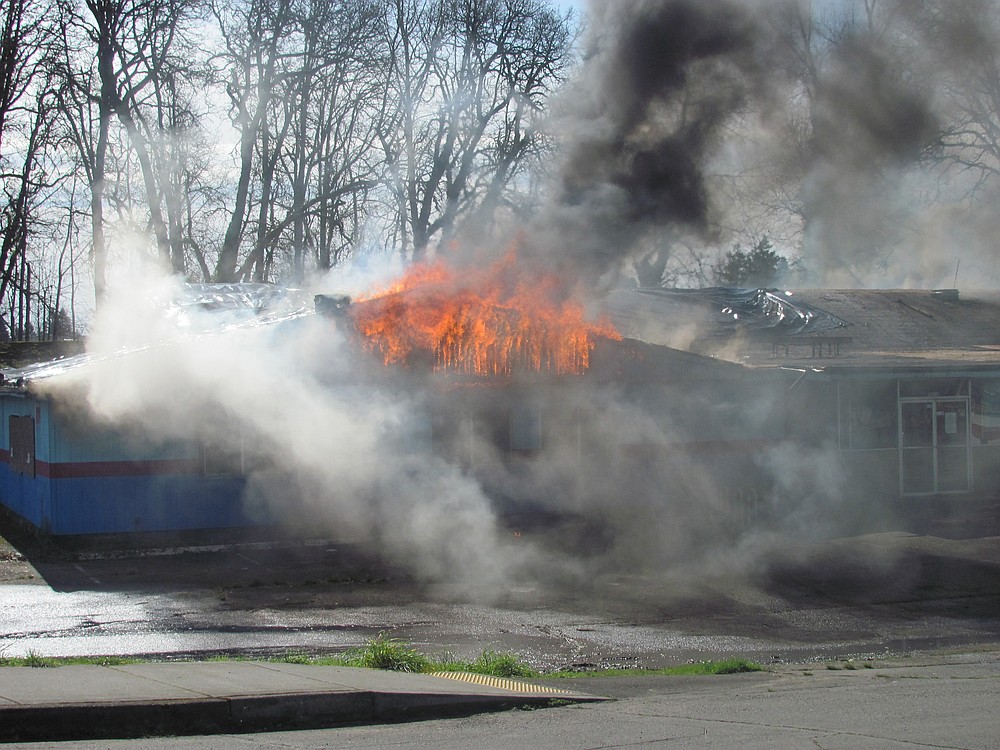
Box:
[2,514,999,669]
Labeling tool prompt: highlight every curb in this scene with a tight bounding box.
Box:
[0,689,578,742]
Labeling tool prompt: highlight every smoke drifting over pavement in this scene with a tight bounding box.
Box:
[37,264,790,596]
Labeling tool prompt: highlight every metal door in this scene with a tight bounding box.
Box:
[899,398,970,494]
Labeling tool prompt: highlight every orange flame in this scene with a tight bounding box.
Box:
[351,250,621,376]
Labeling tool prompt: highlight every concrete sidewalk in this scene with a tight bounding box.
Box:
[0,662,605,742]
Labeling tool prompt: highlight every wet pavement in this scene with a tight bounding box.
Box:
[2,523,999,670]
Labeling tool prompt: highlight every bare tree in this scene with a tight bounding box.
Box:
[0,0,34,161]
[379,0,573,262]
[211,0,295,282]
[907,2,1000,194]
[0,0,65,338]
[53,0,202,300]
[0,90,59,339]
[211,0,395,283]
[257,0,388,282]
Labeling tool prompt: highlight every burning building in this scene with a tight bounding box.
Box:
[347,249,621,377]
[1,275,999,544]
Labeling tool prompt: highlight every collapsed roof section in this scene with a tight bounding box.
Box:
[4,283,744,389]
[605,286,1000,371]
[160,283,314,329]
[635,287,851,335]
[11,282,1000,386]
[603,286,838,356]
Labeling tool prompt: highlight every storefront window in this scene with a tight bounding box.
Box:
[972,379,1000,445]
[840,380,897,449]
[510,405,542,452]
[899,379,969,398]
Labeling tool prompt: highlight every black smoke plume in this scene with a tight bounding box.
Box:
[529,0,774,285]
[527,0,950,289]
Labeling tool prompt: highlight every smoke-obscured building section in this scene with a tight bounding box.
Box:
[0,284,312,537]
[606,287,1000,513]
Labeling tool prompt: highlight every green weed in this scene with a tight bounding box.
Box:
[23,651,56,668]
[0,652,136,668]
[268,639,535,677]
[345,633,431,673]
[545,658,764,679]
[468,650,538,678]
[271,651,312,665]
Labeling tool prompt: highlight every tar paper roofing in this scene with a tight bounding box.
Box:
[602,287,1000,372]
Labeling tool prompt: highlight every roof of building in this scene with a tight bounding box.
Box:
[603,287,1000,373]
[9,285,1000,389]
[0,284,314,388]
[0,341,86,370]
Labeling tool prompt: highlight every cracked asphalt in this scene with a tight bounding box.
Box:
[9,653,997,749]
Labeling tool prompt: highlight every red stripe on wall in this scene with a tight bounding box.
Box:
[27,458,202,479]
[672,439,784,454]
[619,439,783,458]
[0,446,202,478]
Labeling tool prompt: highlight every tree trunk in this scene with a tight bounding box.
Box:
[215,113,256,281]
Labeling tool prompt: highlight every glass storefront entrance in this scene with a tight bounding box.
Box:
[899,397,970,494]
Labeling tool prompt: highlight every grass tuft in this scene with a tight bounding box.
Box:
[23,650,55,668]
[345,633,431,673]
[701,657,762,675]
[545,658,764,679]
[0,652,137,668]
[468,650,538,678]
[267,639,535,677]
[272,651,312,665]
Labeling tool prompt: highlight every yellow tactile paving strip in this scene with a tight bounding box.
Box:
[428,672,573,694]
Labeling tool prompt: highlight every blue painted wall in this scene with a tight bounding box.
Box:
[43,474,251,535]
[0,392,271,536]
[0,394,47,529]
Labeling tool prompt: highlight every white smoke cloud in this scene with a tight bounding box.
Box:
[35,266,524,594]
